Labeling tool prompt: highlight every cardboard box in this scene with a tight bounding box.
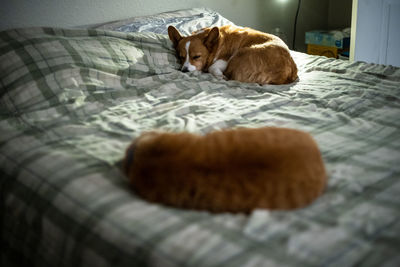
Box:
[305,31,350,49]
[307,44,338,58]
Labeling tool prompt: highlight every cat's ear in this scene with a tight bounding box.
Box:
[168,26,183,48]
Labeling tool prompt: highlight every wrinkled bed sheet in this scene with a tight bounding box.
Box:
[1,27,400,267]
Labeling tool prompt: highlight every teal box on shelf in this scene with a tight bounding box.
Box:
[305,31,350,49]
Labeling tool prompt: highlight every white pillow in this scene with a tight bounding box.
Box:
[93,7,234,35]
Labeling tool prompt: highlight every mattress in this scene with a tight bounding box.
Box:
[1,8,400,267]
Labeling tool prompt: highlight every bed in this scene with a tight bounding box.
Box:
[1,8,399,267]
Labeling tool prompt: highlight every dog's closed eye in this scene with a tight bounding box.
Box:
[192,55,201,60]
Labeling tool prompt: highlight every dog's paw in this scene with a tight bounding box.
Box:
[208,59,228,80]
[212,73,227,80]
[209,69,227,80]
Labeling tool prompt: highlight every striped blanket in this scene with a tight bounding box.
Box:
[1,28,400,267]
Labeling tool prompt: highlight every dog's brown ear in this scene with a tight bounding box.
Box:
[204,27,219,51]
[168,26,183,48]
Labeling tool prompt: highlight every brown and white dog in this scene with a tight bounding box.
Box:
[168,25,298,85]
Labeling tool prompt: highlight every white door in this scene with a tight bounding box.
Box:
[351,0,400,67]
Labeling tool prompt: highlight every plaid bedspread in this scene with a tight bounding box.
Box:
[1,28,400,267]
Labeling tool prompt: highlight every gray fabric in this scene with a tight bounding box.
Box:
[1,27,400,267]
[93,7,235,35]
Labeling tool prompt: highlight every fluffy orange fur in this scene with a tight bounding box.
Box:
[168,25,298,85]
[124,127,327,213]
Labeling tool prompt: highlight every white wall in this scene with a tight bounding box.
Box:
[2,0,356,54]
[328,0,352,29]
[1,0,333,52]
[0,0,263,31]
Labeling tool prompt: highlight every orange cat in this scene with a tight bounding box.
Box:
[123,127,327,213]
